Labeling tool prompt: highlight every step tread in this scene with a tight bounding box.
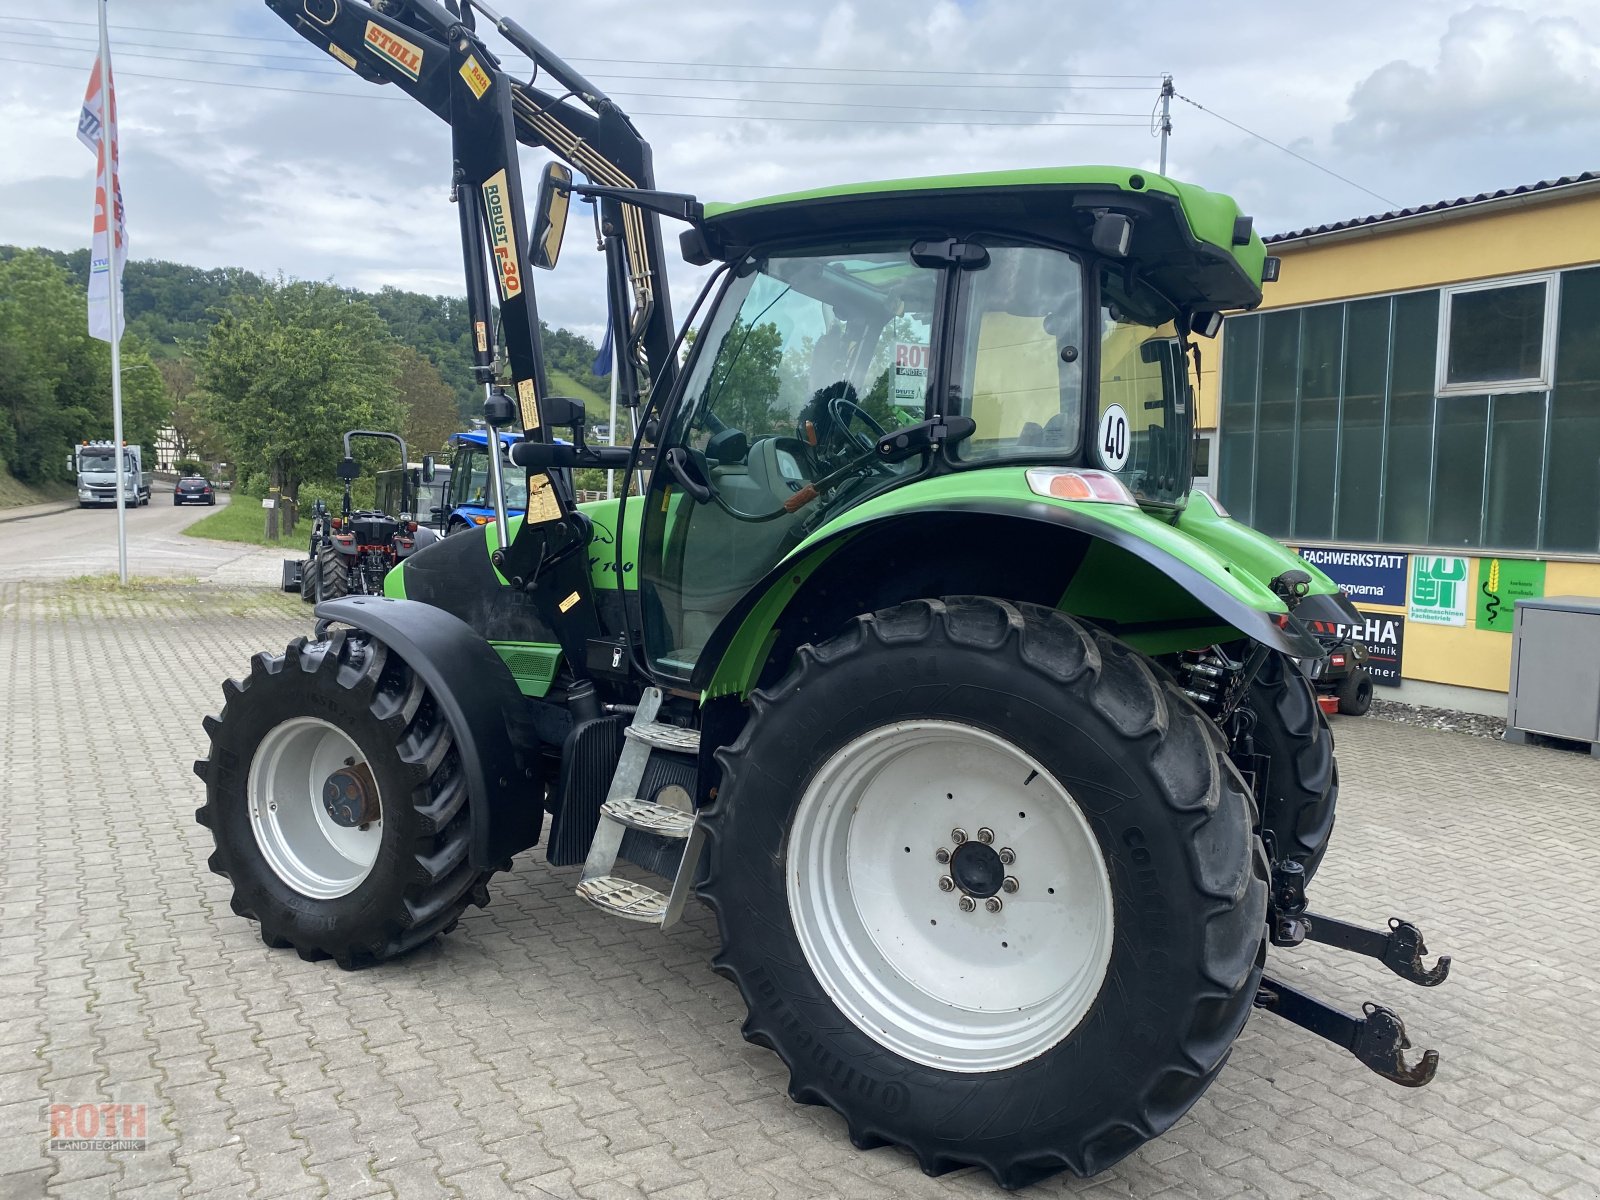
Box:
[624,722,701,754]
[576,875,669,923]
[601,798,696,839]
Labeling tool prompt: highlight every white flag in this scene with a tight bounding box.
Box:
[79,57,126,343]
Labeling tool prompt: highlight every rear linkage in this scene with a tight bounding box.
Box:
[1179,569,1451,1090]
[1260,857,1448,1088]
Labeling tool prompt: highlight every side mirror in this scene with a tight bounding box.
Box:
[1091,211,1133,258]
[337,456,361,481]
[531,162,573,271]
[421,455,435,483]
[1189,311,1224,339]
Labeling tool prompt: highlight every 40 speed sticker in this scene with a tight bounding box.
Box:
[1097,404,1130,471]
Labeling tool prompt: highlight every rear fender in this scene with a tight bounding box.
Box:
[313,596,540,867]
[695,496,1323,699]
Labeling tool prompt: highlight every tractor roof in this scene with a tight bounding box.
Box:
[700,165,1268,311]
[451,430,521,448]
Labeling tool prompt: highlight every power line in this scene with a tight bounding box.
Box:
[0,51,1148,128]
[0,22,1159,91]
[1174,92,1399,208]
[0,14,1160,82]
[0,34,1148,119]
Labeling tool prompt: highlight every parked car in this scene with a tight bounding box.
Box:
[172,476,217,506]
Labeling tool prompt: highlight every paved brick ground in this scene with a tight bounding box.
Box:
[3,577,1599,1199]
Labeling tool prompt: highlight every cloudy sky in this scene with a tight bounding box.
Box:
[1,0,1596,340]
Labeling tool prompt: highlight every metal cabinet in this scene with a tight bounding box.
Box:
[1505,596,1600,757]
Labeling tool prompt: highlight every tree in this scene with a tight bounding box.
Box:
[0,250,167,485]
[390,344,458,460]
[196,279,399,535]
[158,356,225,465]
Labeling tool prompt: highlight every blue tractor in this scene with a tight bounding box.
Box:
[433,429,527,535]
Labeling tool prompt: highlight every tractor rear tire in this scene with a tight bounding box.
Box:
[1247,652,1338,881]
[1337,668,1374,716]
[193,630,494,968]
[701,597,1268,1187]
[317,544,349,601]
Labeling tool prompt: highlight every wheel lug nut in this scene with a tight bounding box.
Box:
[977,827,994,844]
[998,848,1015,865]
[938,876,955,892]
[958,896,976,912]
[935,847,950,864]
[950,828,967,844]
[1002,877,1019,894]
[986,897,1003,913]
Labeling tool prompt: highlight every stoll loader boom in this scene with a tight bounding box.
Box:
[196,0,1450,1184]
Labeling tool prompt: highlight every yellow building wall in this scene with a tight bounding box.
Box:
[1399,559,1600,694]
[1211,186,1600,695]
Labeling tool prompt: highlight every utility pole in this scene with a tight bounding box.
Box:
[1157,74,1174,176]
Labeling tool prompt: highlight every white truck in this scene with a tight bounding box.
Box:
[72,441,152,508]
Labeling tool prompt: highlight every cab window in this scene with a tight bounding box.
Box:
[1095,266,1191,505]
[951,245,1085,460]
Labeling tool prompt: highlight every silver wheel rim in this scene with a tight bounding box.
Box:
[787,719,1114,1073]
[247,717,383,899]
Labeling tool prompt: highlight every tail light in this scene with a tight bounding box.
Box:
[471,515,490,525]
[1024,468,1136,505]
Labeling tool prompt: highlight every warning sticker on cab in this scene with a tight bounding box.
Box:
[363,21,423,81]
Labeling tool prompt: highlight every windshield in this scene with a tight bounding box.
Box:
[1095,266,1192,505]
[456,447,528,510]
[80,454,131,474]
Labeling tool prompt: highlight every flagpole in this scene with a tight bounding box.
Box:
[98,0,128,583]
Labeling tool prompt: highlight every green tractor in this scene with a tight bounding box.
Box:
[197,0,1449,1184]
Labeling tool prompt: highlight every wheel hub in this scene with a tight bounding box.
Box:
[949,839,1005,898]
[322,762,378,828]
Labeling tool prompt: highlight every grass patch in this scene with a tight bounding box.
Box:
[549,369,610,421]
[46,574,304,619]
[0,469,73,509]
[184,500,306,549]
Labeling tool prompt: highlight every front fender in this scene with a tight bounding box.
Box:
[314,596,539,867]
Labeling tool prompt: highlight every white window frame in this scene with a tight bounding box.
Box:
[1434,271,1560,396]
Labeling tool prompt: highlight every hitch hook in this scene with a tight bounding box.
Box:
[1355,1001,1439,1088]
[1376,918,1452,988]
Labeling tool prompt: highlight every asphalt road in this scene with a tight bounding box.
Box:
[0,487,285,584]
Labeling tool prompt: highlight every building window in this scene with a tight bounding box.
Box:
[1216,264,1600,557]
[1436,274,1557,395]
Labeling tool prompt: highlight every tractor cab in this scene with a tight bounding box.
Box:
[635,169,1270,678]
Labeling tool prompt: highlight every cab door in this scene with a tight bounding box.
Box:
[636,244,944,680]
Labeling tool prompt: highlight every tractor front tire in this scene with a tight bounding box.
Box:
[299,557,319,603]
[317,544,349,600]
[193,631,494,968]
[1247,652,1338,880]
[701,597,1267,1187]
[1337,668,1374,716]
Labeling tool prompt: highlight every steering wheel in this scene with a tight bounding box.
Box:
[825,395,888,456]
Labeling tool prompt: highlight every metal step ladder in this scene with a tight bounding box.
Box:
[576,687,706,927]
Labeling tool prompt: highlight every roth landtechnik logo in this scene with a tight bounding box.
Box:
[49,1102,148,1152]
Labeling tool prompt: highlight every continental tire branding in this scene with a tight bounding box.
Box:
[748,968,906,1114]
[362,21,423,81]
[482,170,522,300]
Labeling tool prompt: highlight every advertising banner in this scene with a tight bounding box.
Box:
[1302,608,1406,688]
[1409,556,1469,626]
[1474,558,1546,633]
[1296,547,1407,608]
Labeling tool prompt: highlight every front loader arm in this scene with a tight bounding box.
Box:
[265,0,678,397]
